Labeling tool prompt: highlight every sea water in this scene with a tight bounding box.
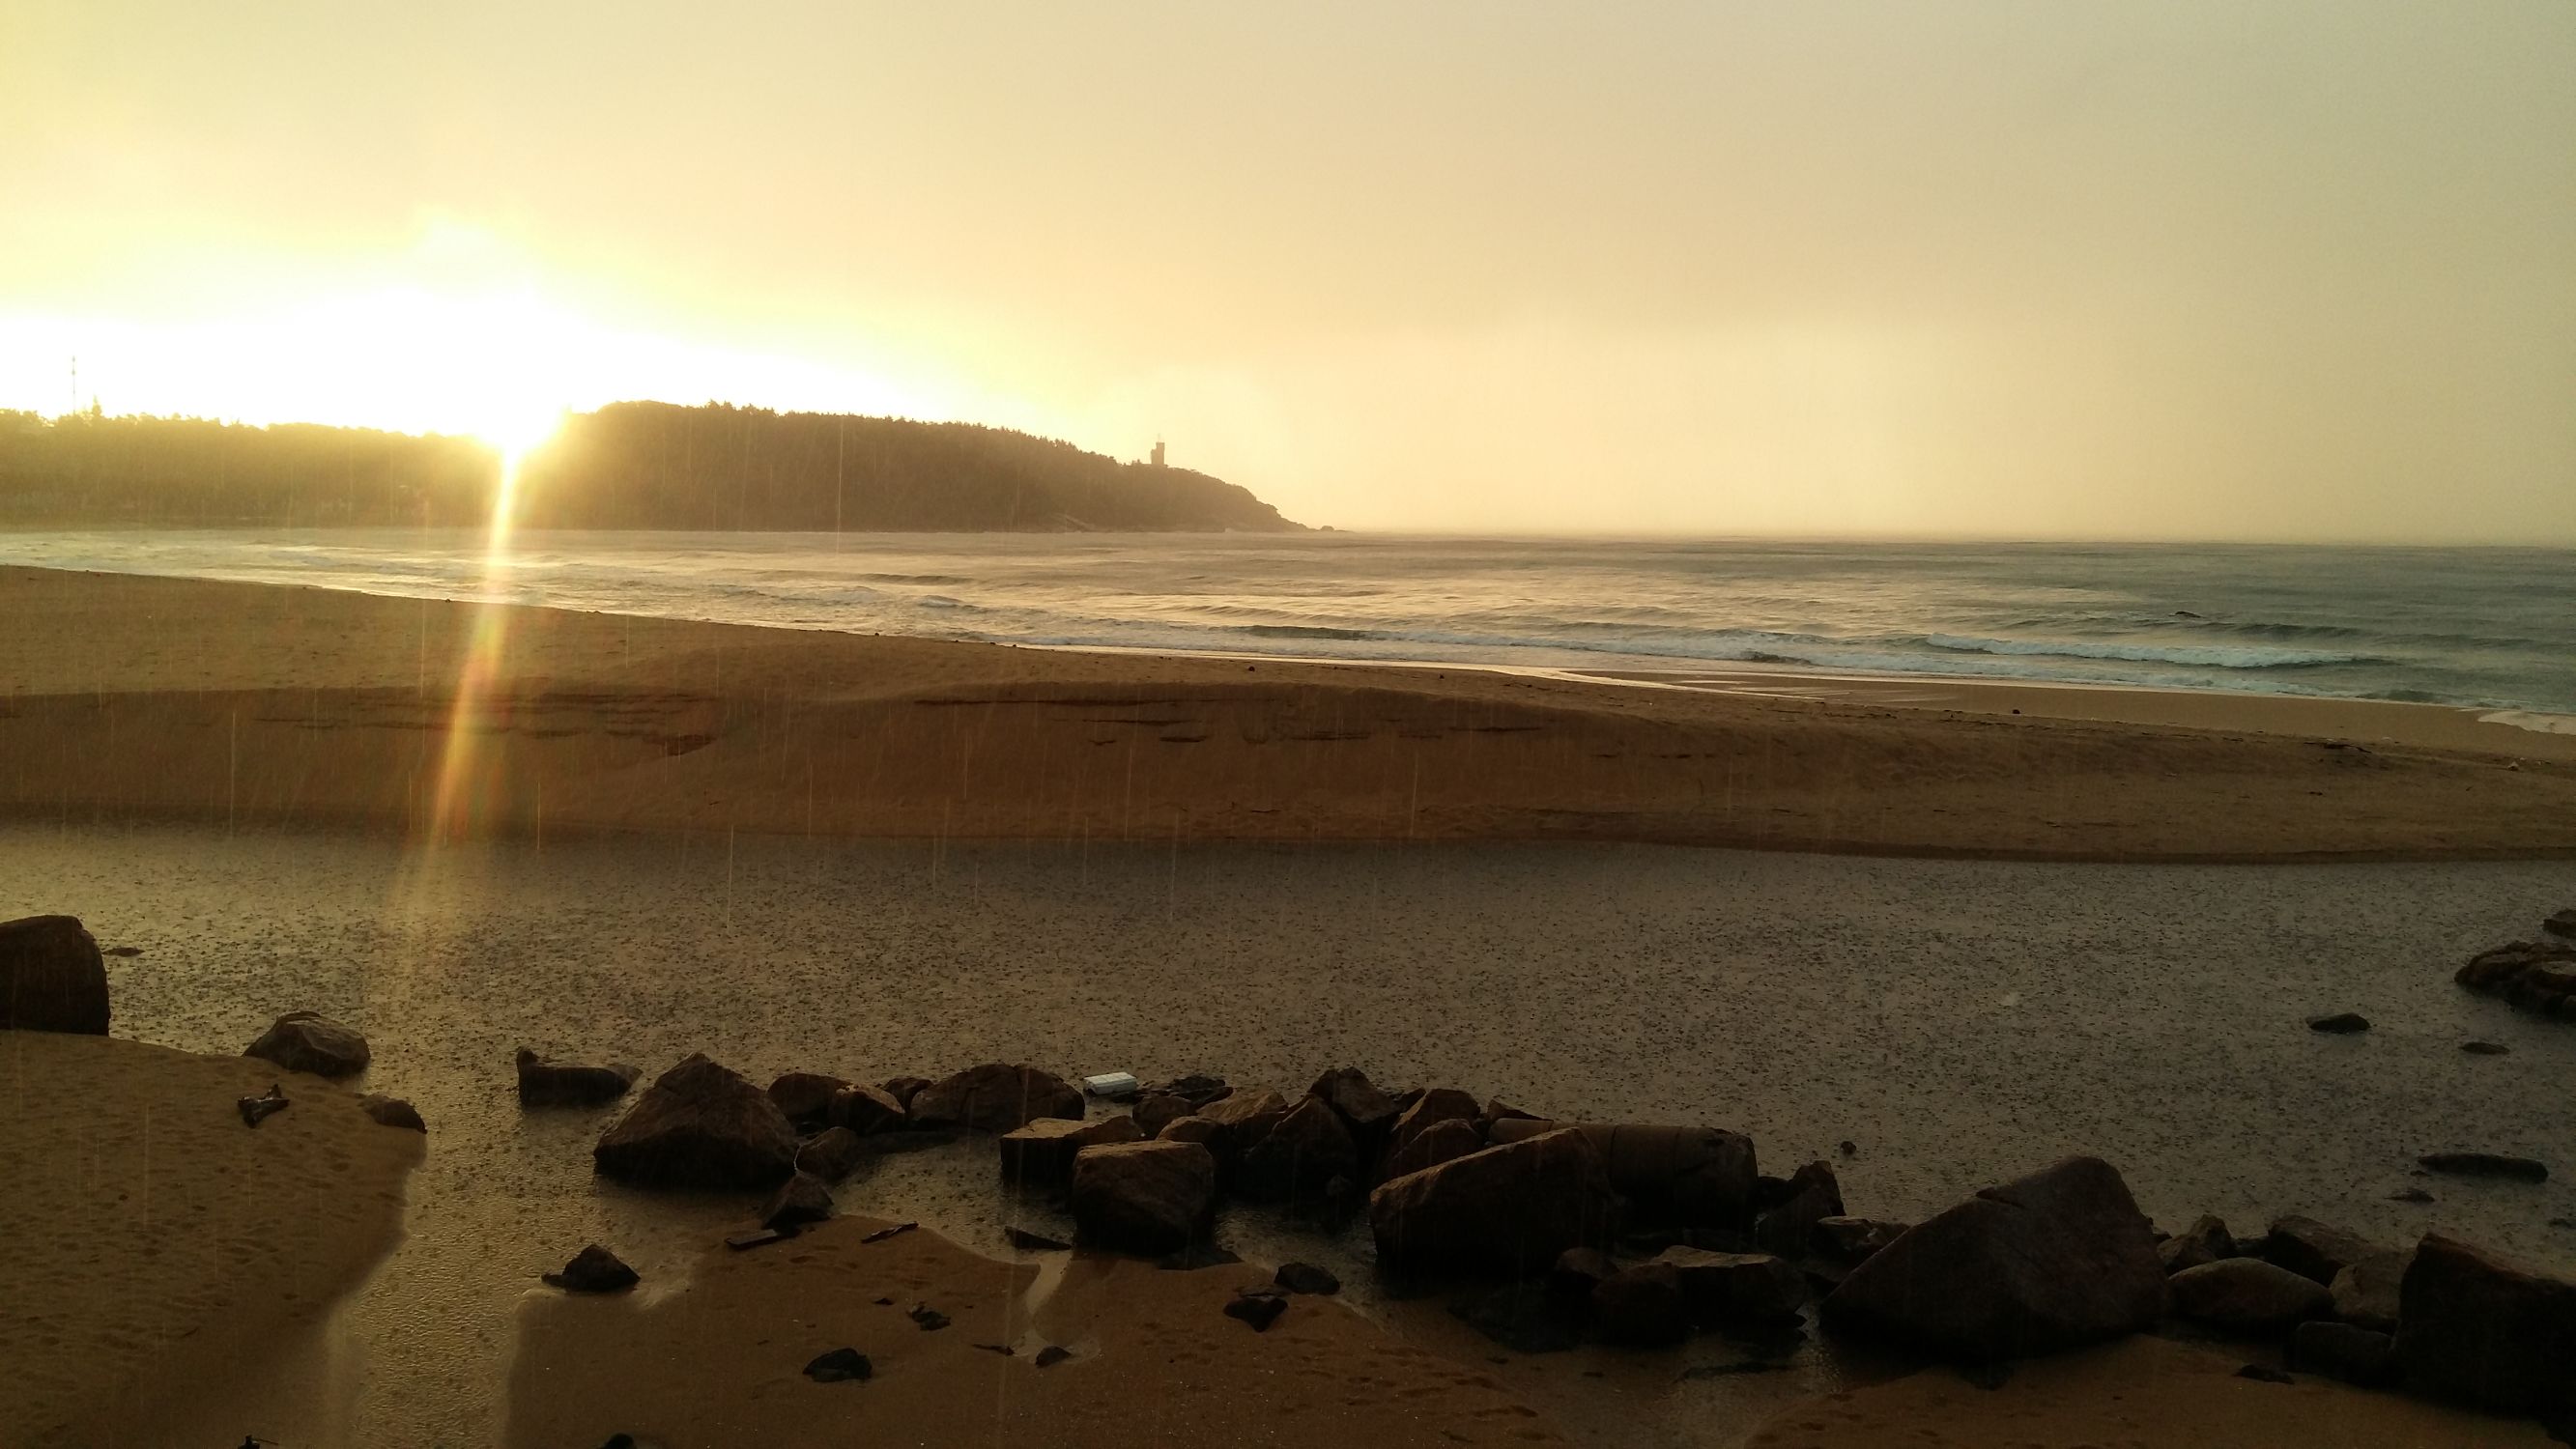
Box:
[4,529,2569,716]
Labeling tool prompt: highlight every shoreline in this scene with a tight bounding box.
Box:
[5,564,2575,861]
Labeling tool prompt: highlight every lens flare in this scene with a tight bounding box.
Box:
[421,443,534,841]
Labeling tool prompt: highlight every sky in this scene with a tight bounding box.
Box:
[4,1,2570,542]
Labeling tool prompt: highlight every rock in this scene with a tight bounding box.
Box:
[2260,1215,2390,1287]
[826,1082,906,1135]
[2288,1321,2395,1386]
[0,915,108,1034]
[1453,1282,1584,1352]
[1224,1289,1288,1331]
[726,1227,793,1251]
[2235,1363,2294,1384]
[760,1173,834,1231]
[907,1303,950,1331]
[1307,1066,1405,1138]
[908,1064,1084,1134]
[1653,1247,1807,1322]
[2331,1251,2408,1332]
[244,1011,370,1078]
[1157,1115,1223,1148]
[2305,1012,2370,1034]
[2460,1040,2510,1056]
[237,1084,289,1127]
[544,1244,639,1293]
[1234,1095,1359,1205]
[1479,1098,1540,1134]
[1370,1127,1619,1277]
[2418,1151,2547,1183]
[1195,1089,1289,1159]
[860,1221,918,1244]
[1821,1156,2166,1361]
[1814,1216,1907,1265]
[1033,1345,1073,1368]
[1756,1161,1844,1257]
[1004,1225,1072,1251]
[766,1072,849,1126]
[1381,1117,1482,1180]
[592,1054,798,1189]
[803,1348,872,1382]
[1159,1242,1242,1270]
[2158,1214,2237,1274]
[1131,1092,1194,1139]
[1490,1118,1758,1229]
[1551,1246,1618,1299]
[2395,1234,2576,1414]
[2170,1258,2333,1335]
[1381,1088,1480,1173]
[1152,1073,1233,1108]
[2457,940,2576,995]
[358,1094,426,1132]
[999,1114,1141,1191]
[1591,1264,1691,1346]
[2546,908,2576,939]
[881,1075,930,1107]
[2390,1187,2435,1205]
[1275,1262,1340,1295]
[516,1049,641,1108]
[796,1126,864,1181]
[1070,1140,1216,1254]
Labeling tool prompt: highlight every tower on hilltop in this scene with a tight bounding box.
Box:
[1150,438,1165,468]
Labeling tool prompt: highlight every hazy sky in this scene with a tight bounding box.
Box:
[5,2,2570,541]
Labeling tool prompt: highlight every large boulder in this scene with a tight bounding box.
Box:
[1234,1095,1359,1205]
[767,1072,850,1127]
[2260,1215,2390,1287]
[517,1049,640,1107]
[1131,1092,1196,1140]
[999,1114,1142,1192]
[1381,1088,1480,1175]
[0,915,108,1034]
[1491,1118,1756,1229]
[828,1082,907,1135]
[1195,1089,1290,1161]
[907,1063,1083,1134]
[592,1054,798,1189]
[1820,1156,2166,1361]
[2289,1321,2396,1387]
[2331,1251,2409,1332]
[2395,1234,2576,1414]
[2169,1258,2333,1336]
[1383,1118,1483,1179]
[1369,1127,1619,1277]
[244,1011,370,1078]
[1307,1067,1406,1137]
[1070,1140,1216,1254]
[2158,1214,2237,1274]
[1652,1246,1807,1322]
[1756,1160,1844,1256]
[1590,1264,1690,1346]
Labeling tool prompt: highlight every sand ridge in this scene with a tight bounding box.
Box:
[505,1214,1573,1449]
[0,1031,422,1448]
[3,566,2573,860]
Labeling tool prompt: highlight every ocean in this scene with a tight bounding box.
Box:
[4,529,2570,720]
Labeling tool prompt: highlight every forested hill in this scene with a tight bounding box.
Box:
[0,402,1304,532]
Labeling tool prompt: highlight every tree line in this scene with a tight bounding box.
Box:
[0,402,1300,532]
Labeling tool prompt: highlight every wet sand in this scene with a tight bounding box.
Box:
[0,1032,421,1447]
[5,566,2573,859]
[6,824,2570,1446]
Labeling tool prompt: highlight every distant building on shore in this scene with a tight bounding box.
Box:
[1150,438,1165,468]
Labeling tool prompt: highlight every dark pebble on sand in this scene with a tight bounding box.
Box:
[2462,1040,2510,1055]
[2419,1151,2549,1182]
[908,1303,950,1331]
[1034,1345,1073,1369]
[1223,1291,1288,1332]
[1275,1262,1340,1295]
[2390,1187,2435,1204]
[2306,1012,2370,1034]
[804,1348,873,1383]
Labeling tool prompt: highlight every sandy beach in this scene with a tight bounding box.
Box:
[4,566,2572,859]
[3,566,2572,1447]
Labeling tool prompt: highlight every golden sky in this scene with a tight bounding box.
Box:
[5,2,2570,541]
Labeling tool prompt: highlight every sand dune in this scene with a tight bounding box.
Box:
[4,566,2571,859]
